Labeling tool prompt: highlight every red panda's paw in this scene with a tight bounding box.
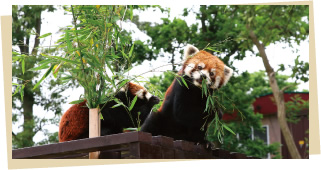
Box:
[182,44,234,89]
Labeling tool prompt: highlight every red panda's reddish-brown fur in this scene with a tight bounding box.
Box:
[58,82,160,142]
[59,101,89,142]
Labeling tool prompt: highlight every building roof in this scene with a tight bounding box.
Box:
[253,92,309,115]
[222,92,309,121]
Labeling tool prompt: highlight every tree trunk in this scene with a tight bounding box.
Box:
[22,88,35,147]
[200,5,207,33]
[248,28,301,159]
[15,10,43,148]
[32,12,42,55]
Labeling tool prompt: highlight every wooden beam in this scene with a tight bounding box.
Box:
[12,131,152,159]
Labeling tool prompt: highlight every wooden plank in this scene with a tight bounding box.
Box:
[212,148,231,159]
[99,151,121,159]
[12,131,152,159]
[128,142,140,158]
[152,136,174,147]
[152,136,175,158]
[194,145,213,159]
[230,152,247,159]
[173,140,194,152]
[173,140,196,159]
[139,143,162,159]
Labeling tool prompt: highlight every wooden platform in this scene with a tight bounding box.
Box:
[12,131,259,159]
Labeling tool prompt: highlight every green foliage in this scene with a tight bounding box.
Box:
[12,5,72,149]
[148,71,175,93]
[205,71,288,158]
[285,94,309,123]
[33,5,140,110]
[289,56,309,83]
[137,17,197,71]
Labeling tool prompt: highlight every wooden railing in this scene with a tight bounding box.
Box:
[12,131,259,159]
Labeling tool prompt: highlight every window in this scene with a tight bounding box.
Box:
[252,125,270,159]
[236,125,271,159]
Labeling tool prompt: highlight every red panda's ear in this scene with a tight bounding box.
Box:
[223,65,233,86]
[184,44,199,59]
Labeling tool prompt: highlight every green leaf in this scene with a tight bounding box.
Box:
[206,47,221,53]
[121,50,129,60]
[106,23,113,27]
[28,62,50,71]
[69,99,85,104]
[100,113,104,120]
[38,33,52,39]
[12,85,21,96]
[21,59,25,74]
[65,30,72,52]
[33,65,54,90]
[175,77,182,86]
[128,95,138,111]
[20,85,25,101]
[205,96,210,112]
[129,43,135,58]
[223,124,236,135]
[129,5,134,20]
[45,55,81,65]
[180,76,189,89]
[111,103,122,108]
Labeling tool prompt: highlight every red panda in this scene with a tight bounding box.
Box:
[58,82,160,142]
[141,44,233,144]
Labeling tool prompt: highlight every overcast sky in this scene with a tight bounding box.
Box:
[11,5,309,143]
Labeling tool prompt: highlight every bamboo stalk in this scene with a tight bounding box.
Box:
[89,108,100,159]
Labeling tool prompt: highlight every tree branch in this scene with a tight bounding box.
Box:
[247,25,274,74]
[281,84,298,93]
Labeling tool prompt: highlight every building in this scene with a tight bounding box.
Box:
[223,92,309,159]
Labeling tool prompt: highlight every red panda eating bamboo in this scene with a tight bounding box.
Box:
[141,45,233,144]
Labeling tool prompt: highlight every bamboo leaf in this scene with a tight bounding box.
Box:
[129,43,135,58]
[28,63,50,71]
[206,47,221,53]
[121,50,129,59]
[223,124,236,135]
[111,103,122,108]
[129,95,138,111]
[69,99,85,104]
[175,77,182,86]
[38,33,52,39]
[20,85,25,101]
[65,30,72,52]
[21,59,25,74]
[33,65,54,90]
[45,55,81,65]
[180,76,189,89]
[12,85,21,96]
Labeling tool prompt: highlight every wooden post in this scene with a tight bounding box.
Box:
[89,108,100,159]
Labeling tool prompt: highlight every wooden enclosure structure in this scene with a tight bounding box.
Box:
[12,131,259,159]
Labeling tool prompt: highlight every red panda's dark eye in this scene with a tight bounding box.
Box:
[210,72,214,76]
[197,66,202,70]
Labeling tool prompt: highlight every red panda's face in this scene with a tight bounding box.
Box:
[182,45,233,89]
